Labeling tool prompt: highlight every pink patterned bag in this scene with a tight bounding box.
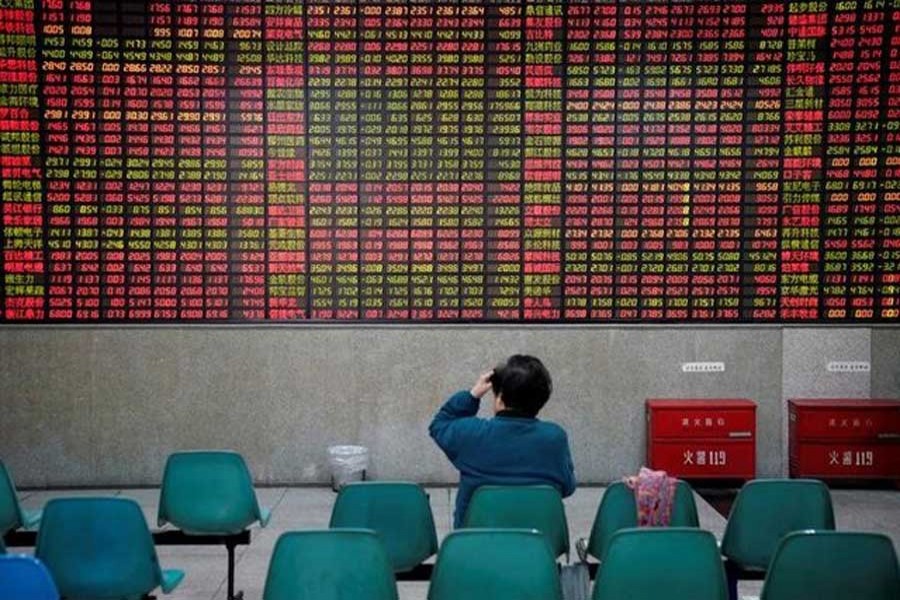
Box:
[623,466,678,527]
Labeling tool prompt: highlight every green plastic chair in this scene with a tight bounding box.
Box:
[0,461,41,534]
[157,450,271,533]
[722,479,834,569]
[158,450,270,600]
[721,479,835,600]
[760,531,900,600]
[263,529,398,600]
[586,480,699,561]
[329,482,438,572]
[428,529,563,600]
[463,485,570,559]
[593,528,728,600]
[35,497,184,599]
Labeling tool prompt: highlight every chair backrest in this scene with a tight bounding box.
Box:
[329,482,438,572]
[593,528,727,600]
[428,529,563,600]
[721,479,835,570]
[36,497,165,599]
[761,531,900,600]
[0,461,26,534]
[0,555,60,600]
[586,480,699,560]
[463,485,569,558]
[263,529,398,600]
[158,450,265,534]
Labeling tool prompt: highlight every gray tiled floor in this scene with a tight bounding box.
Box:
[12,486,900,600]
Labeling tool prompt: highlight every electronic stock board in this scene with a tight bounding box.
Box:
[1,1,899,322]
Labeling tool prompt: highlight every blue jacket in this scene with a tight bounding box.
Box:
[429,390,577,528]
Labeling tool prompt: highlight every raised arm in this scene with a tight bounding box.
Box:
[428,371,493,460]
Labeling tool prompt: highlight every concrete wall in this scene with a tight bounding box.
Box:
[872,328,900,398]
[0,326,897,487]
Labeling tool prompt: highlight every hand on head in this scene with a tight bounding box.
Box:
[469,370,494,399]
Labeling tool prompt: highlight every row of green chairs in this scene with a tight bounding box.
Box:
[1,452,272,599]
[3,525,897,600]
[589,478,865,600]
[1,495,183,599]
[4,459,897,599]
[465,480,701,563]
[595,527,899,600]
[2,462,837,577]
[588,478,833,576]
[328,479,698,571]
[260,526,899,600]
[328,482,572,570]
[4,458,686,581]
[261,528,569,600]
[328,479,896,600]
[1,451,271,540]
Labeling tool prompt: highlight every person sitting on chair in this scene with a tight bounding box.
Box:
[429,354,577,528]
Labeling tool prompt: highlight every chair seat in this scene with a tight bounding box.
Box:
[587,480,700,561]
[157,450,270,534]
[160,569,186,594]
[721,479,835,570]
[329,482,438,573]
[594,528,728,600]
[760,531,900,600]
[429,529,563,600]
[263,530,398,600]
[36,497,184,599]
[463,485,569,559]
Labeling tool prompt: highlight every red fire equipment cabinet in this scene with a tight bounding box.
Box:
[788,399,900,481]
[646,399,757,480]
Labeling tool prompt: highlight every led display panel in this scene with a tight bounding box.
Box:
[1,0,898,322]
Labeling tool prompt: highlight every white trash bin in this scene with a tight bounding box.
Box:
[327,445,368,491]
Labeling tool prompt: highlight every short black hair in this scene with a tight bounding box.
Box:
[490,355,552,417]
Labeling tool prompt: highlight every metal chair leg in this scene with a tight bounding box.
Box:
[227,540,243,600]
[725,562,739,600]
